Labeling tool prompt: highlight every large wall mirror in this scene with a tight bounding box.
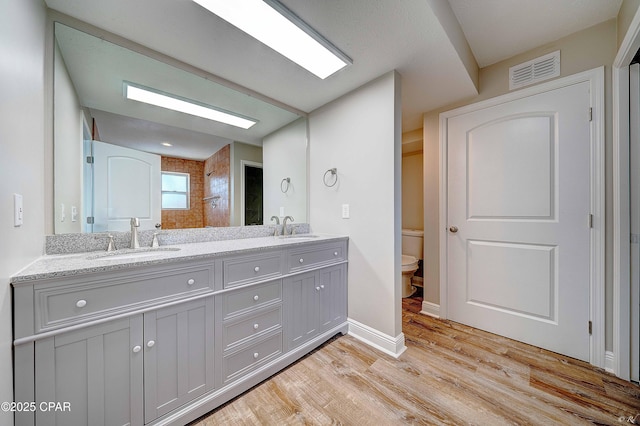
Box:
[53,21,308,234]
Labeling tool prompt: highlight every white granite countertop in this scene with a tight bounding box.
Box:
[12,234,348,284]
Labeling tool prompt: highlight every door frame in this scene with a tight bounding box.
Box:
[439,67,605,367]
[613,6,640,380]
[240,160,263,226]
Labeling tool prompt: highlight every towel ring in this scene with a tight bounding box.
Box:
[281,177,291,193]
[323,168,338,187]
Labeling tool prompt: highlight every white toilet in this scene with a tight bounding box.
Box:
[402,229,424,298]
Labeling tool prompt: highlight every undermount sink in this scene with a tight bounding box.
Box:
[278,234,320,240]
[89,247,181,261]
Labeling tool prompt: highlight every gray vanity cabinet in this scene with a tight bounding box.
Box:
[14,238,348,426]
[34,316,144,426]
[143,298,214,423]
[284,264,347,351]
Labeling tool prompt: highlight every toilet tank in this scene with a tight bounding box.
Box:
[402,229,424,259]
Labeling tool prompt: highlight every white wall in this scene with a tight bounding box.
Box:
[53,41,84,234]
[263,117,307,223]
[309,71,402,341]
[0,0,47,422]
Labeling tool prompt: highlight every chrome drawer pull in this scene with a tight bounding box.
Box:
[187,278,195,285]
[147,340,155,348]
[299,258,304,263]
[253,323,259,330]
[315,286,320,291]
[320,285,325,289]
[76,300,87,308]
[334,251,338,256]
[254,266,260,272]
[132,345,141,353]
[253,352,259,359]
[253,295,259,301]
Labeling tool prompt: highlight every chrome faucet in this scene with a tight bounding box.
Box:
[282,216,294,236]
[270,216,281,236]
[130,217,140,249]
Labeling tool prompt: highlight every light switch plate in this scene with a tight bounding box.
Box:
[342,204,350,219]
[14,194,23,227]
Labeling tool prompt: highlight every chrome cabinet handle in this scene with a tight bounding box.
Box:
[449,226,459,233]
[334,251,338,256]
[254,266,260,272]
[253,295,259,301]
[147,340,155,348]
[187,278,195,285]
[132,345,141,353]
[253,352,259,359]
[76,300,87,308]
[253,323,259,330]
[299,258,304,263]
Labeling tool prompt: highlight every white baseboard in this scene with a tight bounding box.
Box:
[420,301,440,318]
[605,350,615,374]
[347,318,406,358]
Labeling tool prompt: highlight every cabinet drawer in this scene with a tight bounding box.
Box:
[222,280,281,319]
[35,267,212,332]
[223,305,282,351]
[222,331,282,384]
[222,252,282,288]
[287,242,346,273]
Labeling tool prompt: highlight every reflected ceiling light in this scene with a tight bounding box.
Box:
[192,0,351,79]
[161,142,173,147]
[124,82,257,129]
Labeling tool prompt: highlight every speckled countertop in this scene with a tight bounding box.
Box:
[12,234,348,284]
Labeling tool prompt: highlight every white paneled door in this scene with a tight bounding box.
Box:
[93,141,161,232]
[446,81,592,361]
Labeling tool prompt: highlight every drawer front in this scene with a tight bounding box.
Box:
[222,280,282,319]
[223,305,282,351]
[222,331,282,384]
[288,242,346,273]
[223,252,282,288]
[36,267,212,331]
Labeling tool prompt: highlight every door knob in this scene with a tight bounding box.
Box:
[449,226,459,233]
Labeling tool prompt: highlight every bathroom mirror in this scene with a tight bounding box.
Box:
[53,21,308,234]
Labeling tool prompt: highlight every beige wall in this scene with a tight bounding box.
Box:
[402,151,423,231]
[618,0,640,48]
[423,19,617,349]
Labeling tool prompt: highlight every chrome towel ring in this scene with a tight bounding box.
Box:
[281,177,291,193]
[323,168,338,187]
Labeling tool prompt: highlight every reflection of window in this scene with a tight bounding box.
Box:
[161,172,190,209]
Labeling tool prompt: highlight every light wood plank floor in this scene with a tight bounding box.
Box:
[191,296,640,425]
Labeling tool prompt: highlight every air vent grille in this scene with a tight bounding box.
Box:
[509,51,560,90]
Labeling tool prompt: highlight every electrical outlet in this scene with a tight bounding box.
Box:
[71,206,78,222]
[279,206,285,217]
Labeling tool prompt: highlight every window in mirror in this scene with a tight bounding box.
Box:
[162,172,190,209]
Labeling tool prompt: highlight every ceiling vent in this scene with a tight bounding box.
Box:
[509,51,560,90]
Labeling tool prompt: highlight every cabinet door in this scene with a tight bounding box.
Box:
[283,271,320,350]
[318,265,347,332]
[144,298,214,423]
[35,317,144,426]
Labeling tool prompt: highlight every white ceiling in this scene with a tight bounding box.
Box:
[46,0,622,153]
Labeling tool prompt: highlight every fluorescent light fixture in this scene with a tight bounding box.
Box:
[124,82,257,129]
[192,0,351,79]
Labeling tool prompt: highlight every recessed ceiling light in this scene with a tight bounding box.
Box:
[124,82,257,129]
[192,0,351,79]
[161,142,173,147]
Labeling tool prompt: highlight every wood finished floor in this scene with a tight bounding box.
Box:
[191,294,640,425]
